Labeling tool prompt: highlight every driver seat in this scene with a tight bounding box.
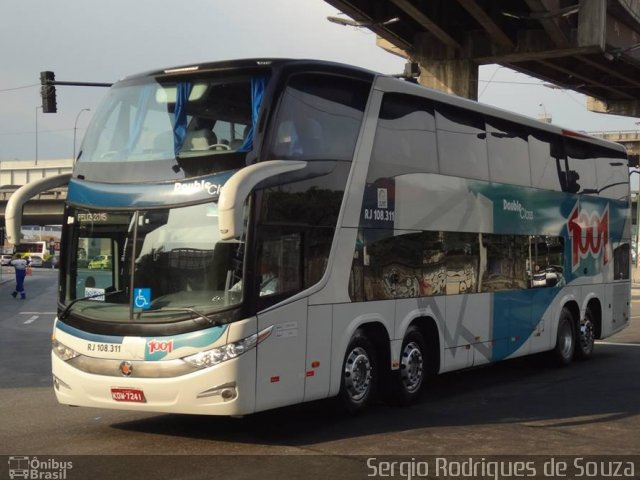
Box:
[186,130,217,150]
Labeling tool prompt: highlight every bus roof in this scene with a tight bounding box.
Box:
[119,58,377,83]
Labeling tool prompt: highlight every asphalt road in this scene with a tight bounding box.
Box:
[1,266,639,479]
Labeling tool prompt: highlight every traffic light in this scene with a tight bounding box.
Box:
[40,71,57,113]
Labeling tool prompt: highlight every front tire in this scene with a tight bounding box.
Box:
[552,308,576,366]
[339,330,377,413]
[575,308,595,360]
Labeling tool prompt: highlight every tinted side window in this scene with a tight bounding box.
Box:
[565,139,598,195]
[614,243,630,280]
[367,93,438,182]
[486,118,530,186]
[268,73,370,162]
[436,104,489,180]
[349,229,479,301]
[528,236,565,288]
[257,162,350,301]
[348,230,566,301]
[442,232,479,294]
[256,228,302,298]
[529,130,566,192]
[594,151,629,201]
[480,235,536,292]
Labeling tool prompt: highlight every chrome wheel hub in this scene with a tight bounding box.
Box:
[344,347,371,402]
[580,318,594,350]
[400,341,424,393]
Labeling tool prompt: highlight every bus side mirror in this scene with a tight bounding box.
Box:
[218,160,307,240]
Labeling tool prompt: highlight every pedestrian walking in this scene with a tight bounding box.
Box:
[10,254,30,299]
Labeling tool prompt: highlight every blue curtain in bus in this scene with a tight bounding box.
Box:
[238,75,269,152]
[173,82,193,156]
[126,85,154,153]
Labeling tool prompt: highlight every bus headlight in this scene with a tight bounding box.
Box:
[183,325,273,369]
[52,339,80,361]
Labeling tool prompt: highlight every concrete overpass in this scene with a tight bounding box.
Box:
[588,129,640,162]
[0,159,72,227]
[325,0,640,117]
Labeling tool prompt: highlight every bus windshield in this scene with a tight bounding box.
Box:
[79,73,256,163]
[60,202,245,323]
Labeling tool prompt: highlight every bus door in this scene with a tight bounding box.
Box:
[254,233,308,412]
[255,299,308,412]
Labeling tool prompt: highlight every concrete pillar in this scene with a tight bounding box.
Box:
[587,96,640,118]
[412,32,479,100]
[417,58,479,100]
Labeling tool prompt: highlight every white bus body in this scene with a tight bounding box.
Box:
[19,59,627,416]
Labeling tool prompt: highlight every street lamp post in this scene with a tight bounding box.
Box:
[35,106,42,164]
[73,108,91,162]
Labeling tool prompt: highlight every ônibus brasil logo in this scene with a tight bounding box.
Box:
[567,204,609,272]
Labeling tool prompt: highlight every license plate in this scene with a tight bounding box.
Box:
[111,387,146,403]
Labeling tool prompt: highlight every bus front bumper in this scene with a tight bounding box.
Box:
[52,349,257,416]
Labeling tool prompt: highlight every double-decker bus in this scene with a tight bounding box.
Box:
[8,59,630,415]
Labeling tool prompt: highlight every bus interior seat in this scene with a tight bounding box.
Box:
[185,130,217,150]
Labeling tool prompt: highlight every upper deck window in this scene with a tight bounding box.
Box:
[267,73,370,162]
[436,104,489,181]
[79,73,263,166]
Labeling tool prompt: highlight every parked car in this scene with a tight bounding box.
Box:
[88,254,112,270]
[1,254,12,266]
[28,256,43,267]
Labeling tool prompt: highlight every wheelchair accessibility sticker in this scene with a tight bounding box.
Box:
[133,288,151,310]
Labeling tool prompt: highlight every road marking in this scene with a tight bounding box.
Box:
[19,312,56,315]
[595,341,640,347]
[23,315,39,325]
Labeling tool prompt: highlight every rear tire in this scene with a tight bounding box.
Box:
[339,330,377,413]
[552,308,575,366]
[575,307,596,360]
[389,326,427,405]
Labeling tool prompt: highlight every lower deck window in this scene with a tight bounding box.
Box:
[349,229,565,302]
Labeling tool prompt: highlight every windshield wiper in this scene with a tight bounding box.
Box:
[60,288,221,326]
[137,306,220,326]
[58,290,126,320]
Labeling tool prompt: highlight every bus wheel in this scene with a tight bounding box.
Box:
[339,330,377,413]
[552,308,575,366]
[391,326,426,405]
[576,308,595,360]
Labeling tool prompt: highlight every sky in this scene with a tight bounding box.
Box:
[1,0,639,163]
